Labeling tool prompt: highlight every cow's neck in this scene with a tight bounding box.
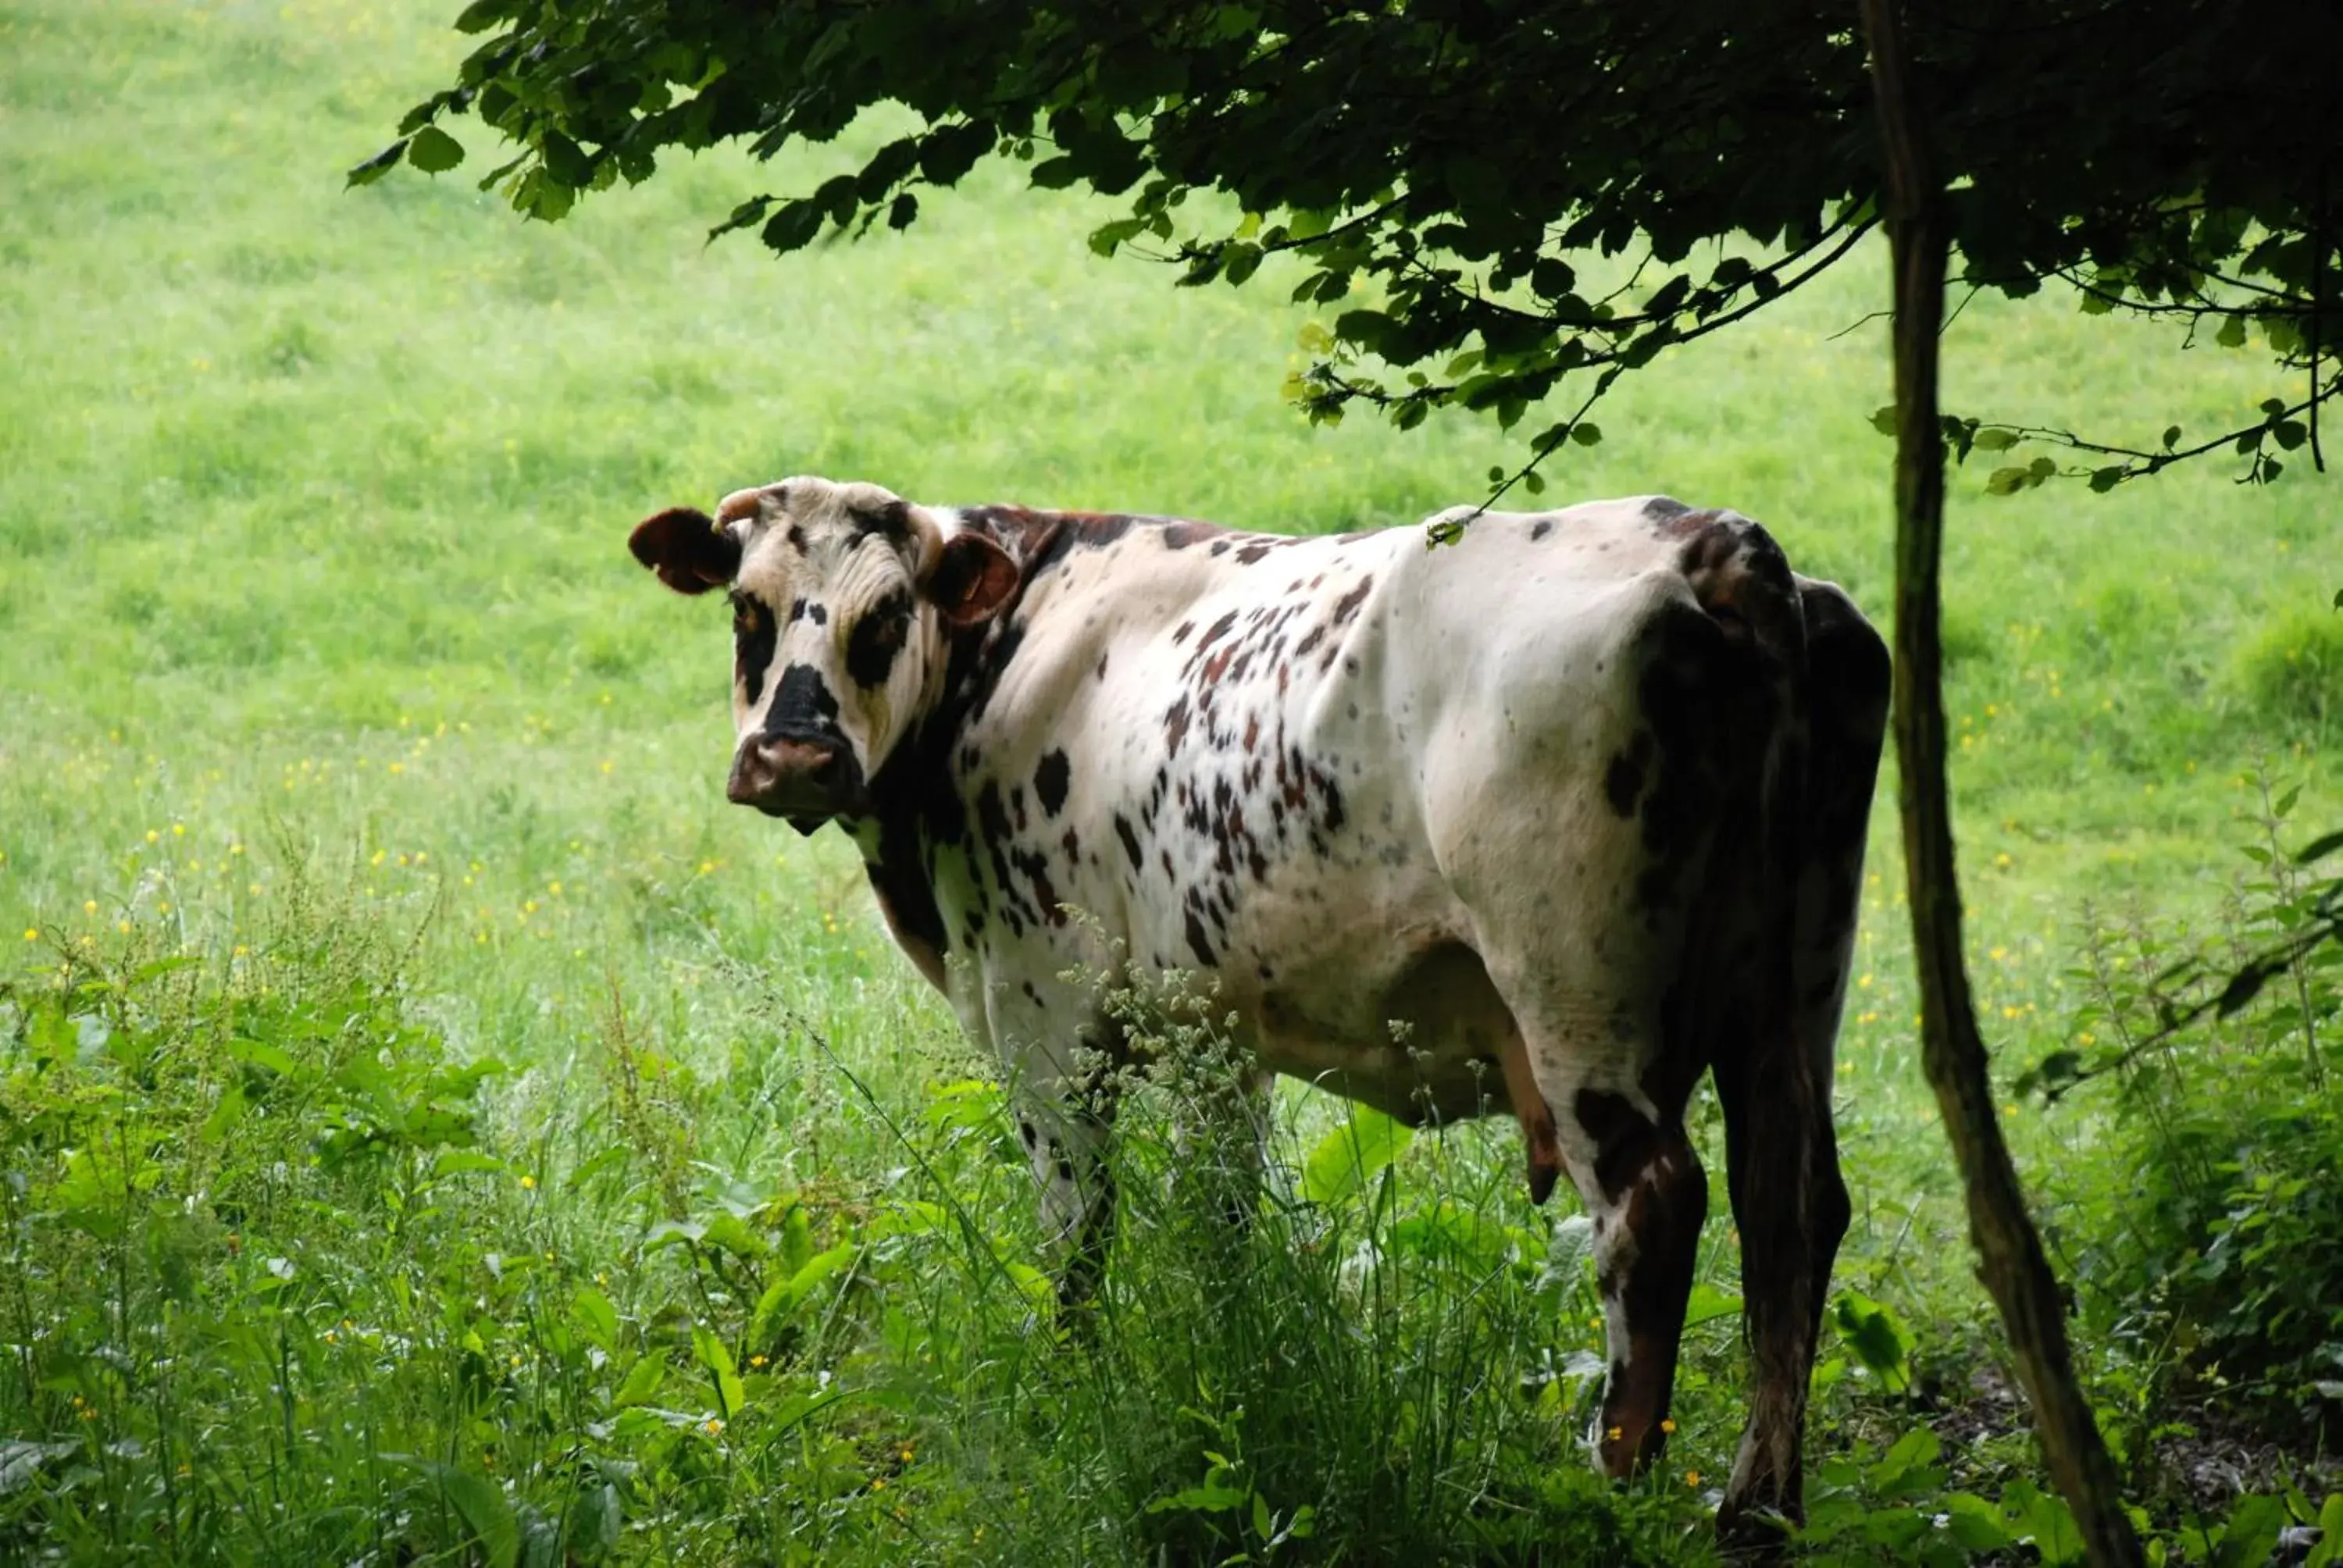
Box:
[850,505,1084,993]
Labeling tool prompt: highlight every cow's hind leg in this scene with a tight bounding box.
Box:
[1710,1032,1835,1544]
[1715,581,1888,1541]
[1559,1073,1709,1477]
[1496,1003,1710,1478]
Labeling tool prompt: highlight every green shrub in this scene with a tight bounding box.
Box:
[2049,774,2343,1442]
[2230,605,2343,738]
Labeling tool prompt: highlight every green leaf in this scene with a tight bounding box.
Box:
[2295,829,2343,864]
[613,1355,665,1408]
[691,1325,746,1417]
[2020,1486,2084,1567]
[452,0,512,32]
[200,1085,248,1142]
[1986,466,2029,496]
[1869,404,1898,436]
[1570,422,1602,447]
[917,120,995,186]
[566,1481,622,1561]
[572,1288,619,1351]
[1089,218,1145,258]
[227,1036,298,1075]
[407,126,465,174]
[2215,960,2273,1017]
[394,1459,518,1568]
[699,1211,765,1260]
[1972,426,2020,451]
[2275,784,2302,817]
[1251,1489,1273,1541]
[2216,315,2248,347]
[1300,1106,1413,1205]
[539,132,592,189]
[1940,1491,2011,1552]
[347,140,407,187]
[748,1244,856,1349]
[1390,1203,1514,1272]
[1683,1281,1741,1328]
[2088,467,2123,493]
[1869,1424,1942,1491]
[430,1149,505,1178]
[2209,1494,2286,1568]
[2163,425,2184,449]
[761,200,824,254]
[1831,1290,1915,1394]
[2305,1492,2342,1568]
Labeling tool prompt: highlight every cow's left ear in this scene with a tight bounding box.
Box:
[922,532,1018,626]
[629,507,740,595]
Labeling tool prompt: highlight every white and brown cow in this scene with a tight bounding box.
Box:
[629,475,1888,1534]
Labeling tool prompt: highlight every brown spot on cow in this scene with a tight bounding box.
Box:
[1184,906,1218,967]
[1603,729,1656,818]
[1574,1087,1663,1205]
[1035,749,1072,817]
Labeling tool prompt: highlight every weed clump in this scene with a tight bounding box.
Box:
[2051,773,2343,1448]
[866,968,1710,1566]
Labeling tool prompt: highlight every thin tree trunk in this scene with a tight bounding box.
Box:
[1856,2,2145,1564]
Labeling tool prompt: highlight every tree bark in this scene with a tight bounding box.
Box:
[1856,2,2145,1564]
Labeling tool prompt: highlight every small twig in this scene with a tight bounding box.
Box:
[2312,164,2328,472]
[1970,381,2333,484]
[2045,897,2343,1102]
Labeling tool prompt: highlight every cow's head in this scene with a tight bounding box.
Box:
[629,476,1016,831]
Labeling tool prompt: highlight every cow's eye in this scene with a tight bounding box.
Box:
[844,589,915,687]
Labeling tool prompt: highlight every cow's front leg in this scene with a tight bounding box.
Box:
[1560,1085,1708,1479]
[1013,1085,1119,1316]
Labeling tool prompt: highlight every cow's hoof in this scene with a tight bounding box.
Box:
[1714,1502,1795,1563]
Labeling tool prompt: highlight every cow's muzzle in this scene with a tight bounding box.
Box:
[726,733,868,833]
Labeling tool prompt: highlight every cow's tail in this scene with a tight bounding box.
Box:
[1674,521,1887,1534]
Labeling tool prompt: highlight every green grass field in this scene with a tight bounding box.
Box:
[2,1,2338,1563]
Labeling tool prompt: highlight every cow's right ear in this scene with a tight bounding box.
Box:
[629,507,741,596]
[922,532,1018,626]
